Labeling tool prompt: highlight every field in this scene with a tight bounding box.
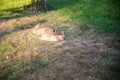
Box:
[0,0,120,80]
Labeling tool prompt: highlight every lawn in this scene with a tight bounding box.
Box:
[0,0,120,80]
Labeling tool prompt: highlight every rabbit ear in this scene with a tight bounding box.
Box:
[35,23,41,29]
[37,23,41,26]
[38,23,41,25]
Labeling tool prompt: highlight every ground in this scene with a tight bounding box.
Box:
[0,0,120,80]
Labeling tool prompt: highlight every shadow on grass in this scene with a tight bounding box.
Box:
[0,0,78,38]
[95,53,120,80]
[108,54,120,80]
[0,19,47,38]
[0,55,48,80]
[0,0,119,37]
[0,0,78,22]
[0,6,36,22]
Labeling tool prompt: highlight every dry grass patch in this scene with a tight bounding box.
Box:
[0,11,120,80]
[0,23,120,79]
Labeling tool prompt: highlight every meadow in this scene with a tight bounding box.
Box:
[0,0,120,80]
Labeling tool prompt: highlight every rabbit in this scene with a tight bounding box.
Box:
[33,23,65,41]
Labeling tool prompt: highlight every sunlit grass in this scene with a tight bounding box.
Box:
[0,0,30,11]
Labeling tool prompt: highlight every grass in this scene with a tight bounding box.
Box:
[0,0,30,10]
[59,0,120,36]
[0,0,120,80]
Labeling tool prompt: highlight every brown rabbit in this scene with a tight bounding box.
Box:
[33,24,65,41]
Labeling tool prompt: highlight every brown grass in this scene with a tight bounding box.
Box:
[0,12,120,80]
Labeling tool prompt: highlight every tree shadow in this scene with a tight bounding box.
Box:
[0,6,37,22]
[47,0,78,11]
[0,0,78,38]
[96,52,120,80]
[0,55,49,79]
[0,19,47,38]
[0,0,78,22]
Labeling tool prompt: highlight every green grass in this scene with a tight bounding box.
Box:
[48,0,120,36]
[0,0,30,11]
[0,0,120,80]
[49,0,120,36]
[0,0,31,20]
